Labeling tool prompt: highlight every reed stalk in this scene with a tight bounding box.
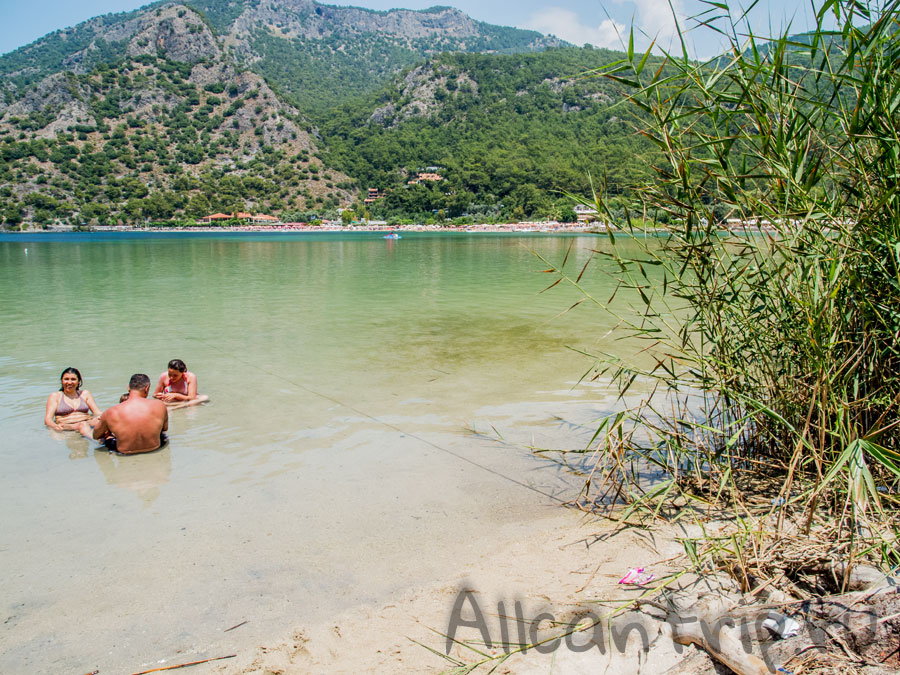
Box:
[557,0,900,585]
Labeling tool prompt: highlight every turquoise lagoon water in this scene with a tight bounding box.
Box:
[0,231,641,672]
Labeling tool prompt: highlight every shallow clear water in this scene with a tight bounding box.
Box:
[0,232,641,672]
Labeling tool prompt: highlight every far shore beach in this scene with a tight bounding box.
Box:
[0,220,783,236]
[2,221,607,235]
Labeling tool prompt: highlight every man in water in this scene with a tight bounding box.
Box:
[93,374,168,454]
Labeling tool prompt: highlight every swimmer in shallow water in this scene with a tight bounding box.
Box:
[44,367,102,437]
[153,359,209,408]
[93,373,168,455]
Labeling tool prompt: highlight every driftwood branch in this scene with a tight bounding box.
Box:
[669,616,769,675]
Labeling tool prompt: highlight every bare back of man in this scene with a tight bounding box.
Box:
[94,374,168,454]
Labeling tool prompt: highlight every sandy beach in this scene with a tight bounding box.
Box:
[210,512,700,675]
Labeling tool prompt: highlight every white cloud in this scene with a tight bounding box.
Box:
[626,0,688,49]
[520,8,626,49]
[520,2,697,55]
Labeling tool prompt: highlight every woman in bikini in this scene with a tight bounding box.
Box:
[44,367,102,436]
[153,359,208,408]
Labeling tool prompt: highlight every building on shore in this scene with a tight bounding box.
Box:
[574,204,599,223]
[198,212,281,224]
[249,214,280,224]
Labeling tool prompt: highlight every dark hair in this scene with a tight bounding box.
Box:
[59,367,83,391]
[168,359,187,372]
[129,373,152,391]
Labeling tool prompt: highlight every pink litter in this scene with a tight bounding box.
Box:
[618,568,655,586]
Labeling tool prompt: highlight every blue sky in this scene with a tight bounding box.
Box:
[0,0,822,58]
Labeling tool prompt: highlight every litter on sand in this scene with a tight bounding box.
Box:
[618,567,656,586]
[762,613,801,639]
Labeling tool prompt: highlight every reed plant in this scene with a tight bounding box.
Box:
[549,0,900,586]
[423,8,900,672]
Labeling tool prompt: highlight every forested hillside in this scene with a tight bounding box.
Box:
[1,0,562,115]
[322,48,663,222]
[213,1,563,115]
[0,4,352,226]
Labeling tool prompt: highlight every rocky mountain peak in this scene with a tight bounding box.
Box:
[125,4,219,63]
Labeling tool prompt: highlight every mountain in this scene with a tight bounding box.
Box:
[2,0,564,115]
[196,0,564,115]
[0,2,657,228]
[0,4,354,225]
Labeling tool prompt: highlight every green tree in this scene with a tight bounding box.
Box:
[3,203,23,225]
[559,205,576,223]
[185,192,211,218]
[123,197,144,222]
[143,191,175,220]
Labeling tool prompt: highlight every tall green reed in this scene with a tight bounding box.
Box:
[563,0,900,566]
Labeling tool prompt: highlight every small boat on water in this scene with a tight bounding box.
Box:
[384,232,401,239]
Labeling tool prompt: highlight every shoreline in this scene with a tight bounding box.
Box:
[1,222,780,237]
[1,222,605,235]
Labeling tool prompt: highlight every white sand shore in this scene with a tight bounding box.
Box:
[207,515,710,675]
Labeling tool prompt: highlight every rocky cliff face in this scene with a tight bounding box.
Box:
[1,5,295,144]
[5,4,218,83]
[3,73,96,136]
[125,5,219,63]
[230,0,482,41]
[368,62,481,126]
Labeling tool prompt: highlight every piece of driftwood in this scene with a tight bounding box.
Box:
[650,593,771,675]
[670,617,769,675]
